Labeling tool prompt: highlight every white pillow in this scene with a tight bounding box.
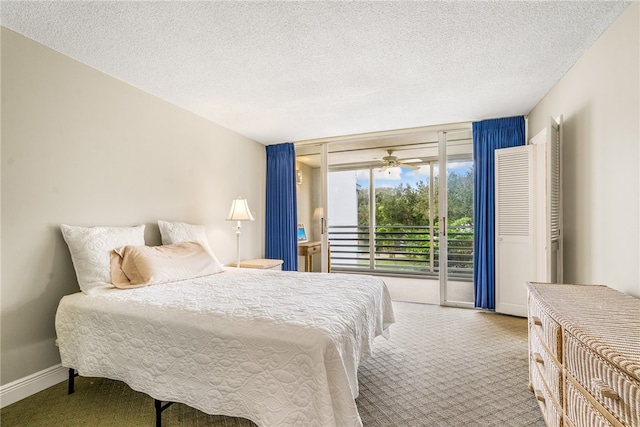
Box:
[157,220,222,266]
[61,224,146,294]
[110,242,223,289]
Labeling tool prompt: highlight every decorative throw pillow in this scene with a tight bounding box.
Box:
[157,220,222,265]
[110,241,223,289]
[61,224,146,294]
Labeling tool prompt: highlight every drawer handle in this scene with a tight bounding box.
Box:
[534,390,545,404]
[592,379,620,401]
[532,316,543,327]
[533,352,544,365]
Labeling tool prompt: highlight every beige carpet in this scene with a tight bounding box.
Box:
[1,302,544,426]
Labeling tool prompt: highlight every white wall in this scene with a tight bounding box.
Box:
[327,170,358,267]
[528,3,639,297]
[1,28,266,385]
[295,161,314,236]
[328,171,358,227]
[295,161,312,271]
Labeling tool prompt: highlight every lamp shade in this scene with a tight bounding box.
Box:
[226,198,255,221]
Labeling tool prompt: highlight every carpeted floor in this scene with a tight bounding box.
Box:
[1,302,544,426]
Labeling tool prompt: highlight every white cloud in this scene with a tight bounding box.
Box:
[373,167,402,181]
[406,165,431,178]
[355,169,369,180]
[355,167,404,181]
[445,161,472,173]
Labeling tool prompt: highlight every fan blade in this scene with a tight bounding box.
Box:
[400,162,420,170]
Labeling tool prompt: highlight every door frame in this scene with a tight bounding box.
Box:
[439,131,475,309]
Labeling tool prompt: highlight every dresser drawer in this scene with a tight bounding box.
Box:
[564,332,640,427]
[530,325,563,400]
[530,357,563,427]
[565,377,615,427]
[528,295,563,359]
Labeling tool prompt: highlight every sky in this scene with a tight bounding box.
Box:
[355,161,472,189]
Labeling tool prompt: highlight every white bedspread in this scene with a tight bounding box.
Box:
[55,268,394,427]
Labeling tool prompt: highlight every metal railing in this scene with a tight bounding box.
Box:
[328,224,473,279]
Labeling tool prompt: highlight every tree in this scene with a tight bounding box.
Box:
[349,164,474,276]
[446,170,473,222]
[356,183,369,225]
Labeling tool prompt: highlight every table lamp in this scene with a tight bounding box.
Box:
[226,197,255,268]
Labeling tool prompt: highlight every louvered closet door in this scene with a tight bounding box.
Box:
[547,116,562,283]
[530,116,563,284]
[495,145,534,317]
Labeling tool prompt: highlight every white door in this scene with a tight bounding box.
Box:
[529,116,563,284]
[544,116,563,283]
[495,145,534,317]
[295,143,329,272]
[439,130,475,308]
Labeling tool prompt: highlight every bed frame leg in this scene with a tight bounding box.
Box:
[154,399,174,427]
[67,368,78,395]
[67,368,173,427]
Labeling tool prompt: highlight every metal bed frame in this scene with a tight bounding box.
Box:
[67,368,174,427]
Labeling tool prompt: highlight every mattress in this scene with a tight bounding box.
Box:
[55,268,395,427]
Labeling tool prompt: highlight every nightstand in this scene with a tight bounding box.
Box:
[228,258,283,270]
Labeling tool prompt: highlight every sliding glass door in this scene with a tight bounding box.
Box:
[439,130,475,308]
[295,143,329,272]
[295,124,474,306]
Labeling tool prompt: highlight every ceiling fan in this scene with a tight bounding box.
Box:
[378,150,421,171]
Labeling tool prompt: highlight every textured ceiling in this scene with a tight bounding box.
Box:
[0,1,632,145]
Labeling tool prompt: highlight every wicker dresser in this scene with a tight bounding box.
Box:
[526,282,640,427]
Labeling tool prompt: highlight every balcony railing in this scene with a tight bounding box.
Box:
[328,224,474,279]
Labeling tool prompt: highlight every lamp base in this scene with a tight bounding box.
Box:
[235,221,241,268]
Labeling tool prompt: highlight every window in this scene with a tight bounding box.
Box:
[328,159,473,279]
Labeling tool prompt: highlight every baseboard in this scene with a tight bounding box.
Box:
[0,364,68,408]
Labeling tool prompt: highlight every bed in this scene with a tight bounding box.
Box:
[55,258,394,427]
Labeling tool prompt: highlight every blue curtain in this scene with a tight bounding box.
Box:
[265,143,298,271]
[473,116,525,309]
